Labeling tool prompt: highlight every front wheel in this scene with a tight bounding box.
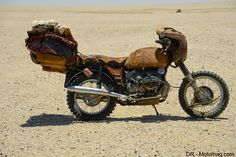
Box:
[179,71,229,118]
[67,73,116,121]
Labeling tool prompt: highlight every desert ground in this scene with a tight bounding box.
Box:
[0,1,236,157]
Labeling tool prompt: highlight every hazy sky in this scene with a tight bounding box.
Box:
[1,0,216,6]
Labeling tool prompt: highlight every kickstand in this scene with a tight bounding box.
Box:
[152,105,159,116]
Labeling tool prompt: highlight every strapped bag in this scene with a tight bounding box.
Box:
[25,20,79,73]
[125,47,170,69]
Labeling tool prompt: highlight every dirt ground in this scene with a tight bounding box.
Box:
[0,1,236,157]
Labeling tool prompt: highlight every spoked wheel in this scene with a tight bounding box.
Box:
[67,74,116,121]
[179,71,229,118]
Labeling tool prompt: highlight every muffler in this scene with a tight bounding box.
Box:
[65,86,128,100]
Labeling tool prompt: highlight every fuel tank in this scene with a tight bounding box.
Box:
[125,47,170,69]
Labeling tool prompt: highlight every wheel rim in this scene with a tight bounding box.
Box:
[73,79,110,115]
[183,76,224,117]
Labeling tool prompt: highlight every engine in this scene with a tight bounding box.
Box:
[125,68,166,96]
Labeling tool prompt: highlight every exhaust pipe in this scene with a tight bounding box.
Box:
[65,86,128,100]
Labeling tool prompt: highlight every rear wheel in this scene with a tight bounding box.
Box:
[179,71,229,118]
[67,74,116,121]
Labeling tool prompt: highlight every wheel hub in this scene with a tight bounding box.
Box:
[195,86,214,103]
[82,94,103,106]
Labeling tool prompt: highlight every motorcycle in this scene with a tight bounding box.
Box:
[26,20,229,121]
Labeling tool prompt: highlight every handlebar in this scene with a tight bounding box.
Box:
[155,40,163,44]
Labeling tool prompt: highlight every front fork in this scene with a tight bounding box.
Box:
[177,61,200,92]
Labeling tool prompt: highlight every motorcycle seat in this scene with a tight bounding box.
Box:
[89,55,127,68]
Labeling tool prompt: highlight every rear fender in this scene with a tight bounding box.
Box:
[64,70,83,87]
[64,68,116,87]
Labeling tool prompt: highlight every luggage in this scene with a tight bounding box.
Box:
[156,27,187,63]
[25,20,78,73]
[125,47,170,69]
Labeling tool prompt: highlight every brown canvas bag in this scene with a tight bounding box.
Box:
[25,26,78,73]
[156,27,187,63]
[125,47,169,69]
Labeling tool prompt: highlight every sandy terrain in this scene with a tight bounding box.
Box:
[0,1,236,157]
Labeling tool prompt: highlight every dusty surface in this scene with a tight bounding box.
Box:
[0,2,236,157]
